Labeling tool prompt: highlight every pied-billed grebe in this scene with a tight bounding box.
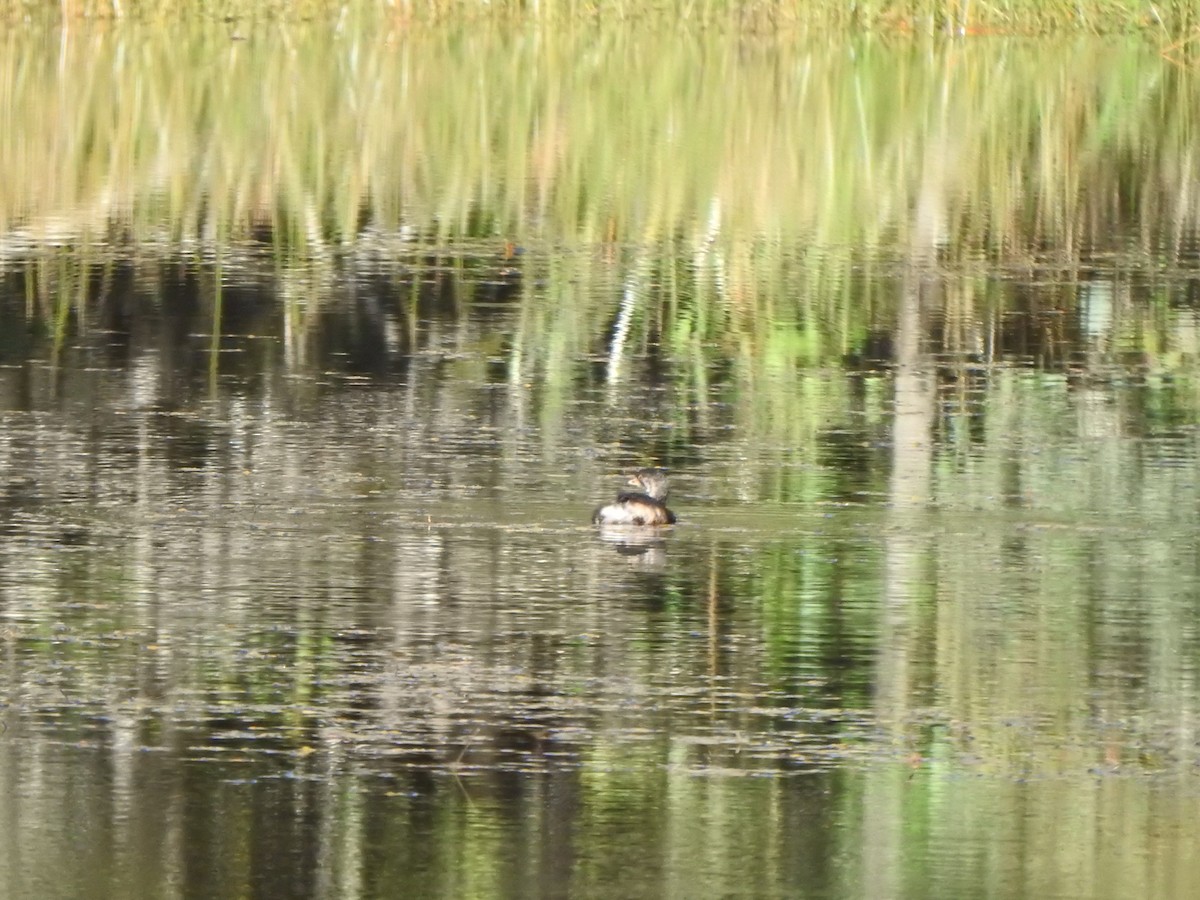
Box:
[592,468,676,526]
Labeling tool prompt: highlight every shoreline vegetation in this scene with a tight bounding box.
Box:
[1,0,1199,36]
[2,13,1199,390]
[2,28,1195,261]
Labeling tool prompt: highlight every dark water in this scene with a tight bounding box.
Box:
[2,243,1200,899]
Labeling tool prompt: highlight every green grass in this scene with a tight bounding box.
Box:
[4,0,1200,35]
[3,26,1194,259]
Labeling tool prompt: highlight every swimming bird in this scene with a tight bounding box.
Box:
[592,468,676,526]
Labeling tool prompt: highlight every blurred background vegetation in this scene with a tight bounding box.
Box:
[3,26,1199,354]
[5,0,1200,35]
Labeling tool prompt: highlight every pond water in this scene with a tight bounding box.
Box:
[3,19,1200,900]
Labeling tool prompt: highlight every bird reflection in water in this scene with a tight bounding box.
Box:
[595,524,669,568]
